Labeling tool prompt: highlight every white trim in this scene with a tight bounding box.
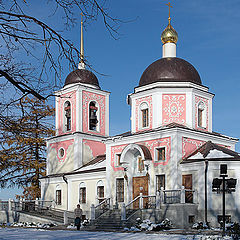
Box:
[139,101,150,130]
[63,100,72,133]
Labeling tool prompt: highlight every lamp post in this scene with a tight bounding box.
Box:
[212,164,237,235]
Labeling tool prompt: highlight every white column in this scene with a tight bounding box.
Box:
[162,42,176,58]
[121,203,126,221]
[156,191,161,209]
[139,193,143,209]
[181,186,185,203]
[90,204,95,220]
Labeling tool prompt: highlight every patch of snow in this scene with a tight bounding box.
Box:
[189,152,204,159]
[207,150,233,158]
[0,228,233,240]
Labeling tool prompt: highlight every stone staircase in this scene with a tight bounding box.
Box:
[94,209,124,231]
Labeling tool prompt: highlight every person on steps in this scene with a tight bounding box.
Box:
[74,204,82,230]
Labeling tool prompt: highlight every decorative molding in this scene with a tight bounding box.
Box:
[162,94,186,125]
[135,95,153,132]
[58,90,77,135]
[110,137,171,171]
[195,95,209,131]
[50,139,74,162]
[82,90,106,136]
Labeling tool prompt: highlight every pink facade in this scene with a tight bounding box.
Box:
[135,96,153,132]
[182,137,231,158]
[140,137,171,167]
[58,91,76,135]
[83,139,106,158]
[50,139,74,162]
[162,94,186,125]
[82,90,106,136]
[195,95,209,131]
[111,144,127,171]
[111,137,171,171]
[182,137,205,159]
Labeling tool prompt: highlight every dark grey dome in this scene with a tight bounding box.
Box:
[65,69,100,88]
[139,57,202,87]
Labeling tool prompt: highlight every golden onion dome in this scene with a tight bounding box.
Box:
[161,20,178,44]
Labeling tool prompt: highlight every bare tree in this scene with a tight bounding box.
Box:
[0,0,121,104]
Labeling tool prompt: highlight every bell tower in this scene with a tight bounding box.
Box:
[46,16,109,175]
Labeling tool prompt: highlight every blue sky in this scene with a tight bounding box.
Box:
[1,0,240,199]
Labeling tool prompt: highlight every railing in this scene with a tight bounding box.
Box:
[0,201,8,211]
[142,195,156,209]
[125,196,140,211]
[95,197,110,219]
[163,190,181,204]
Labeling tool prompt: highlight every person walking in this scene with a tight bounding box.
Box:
[74,204,82,230]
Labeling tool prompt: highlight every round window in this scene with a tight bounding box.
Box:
[59,148,65,158]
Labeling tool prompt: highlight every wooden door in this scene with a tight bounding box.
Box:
[132,176,148,209]
[182,174,193,203]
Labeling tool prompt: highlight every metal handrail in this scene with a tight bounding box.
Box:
[95,197,110,219]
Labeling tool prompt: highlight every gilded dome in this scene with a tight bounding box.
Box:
[161,23,178,44]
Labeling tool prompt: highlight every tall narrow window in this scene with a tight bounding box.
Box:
[155,147,166,161]
[89,101,98,131]
[156,175,165,192]
[197,102,205,128]
[56,189,62,205]
[116,154,121,166]
[64,101,71,131]
[116,178,124,202]
[140,102,149,129]
[79,187,86,204]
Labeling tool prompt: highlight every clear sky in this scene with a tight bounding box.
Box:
[1,0,240,199]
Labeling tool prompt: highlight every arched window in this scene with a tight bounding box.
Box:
[64,101,71,131]
[198,102,206,128]
[89,101,98,131]
[79,182,86,204]
[140,102,149,128]
[56,185,62,205]
[97,180,104,203]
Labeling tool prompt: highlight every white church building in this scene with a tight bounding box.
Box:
[40,11,240,228]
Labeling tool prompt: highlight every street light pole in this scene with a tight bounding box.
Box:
[222,174,226,235]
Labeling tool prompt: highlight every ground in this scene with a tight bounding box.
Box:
[0,228,232,240]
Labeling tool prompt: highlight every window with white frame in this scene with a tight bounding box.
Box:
[156,174,165,192]
[64,101,71,131]
[56,185,62,205]
[197,101,206,128]
[155,147,166,162]
[79,182,86,204]
[116,178,124,202]
[140,102,149,129]
[97,180,104,203]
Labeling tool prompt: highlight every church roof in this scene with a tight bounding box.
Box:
[181,141,240,164]
[64,68,100,88]
[111,123,238,141]
[41,155,106,179]
[139,58,202,87]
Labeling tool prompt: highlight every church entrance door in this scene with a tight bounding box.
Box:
[132,176,148,209]
[182,174,193,203]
